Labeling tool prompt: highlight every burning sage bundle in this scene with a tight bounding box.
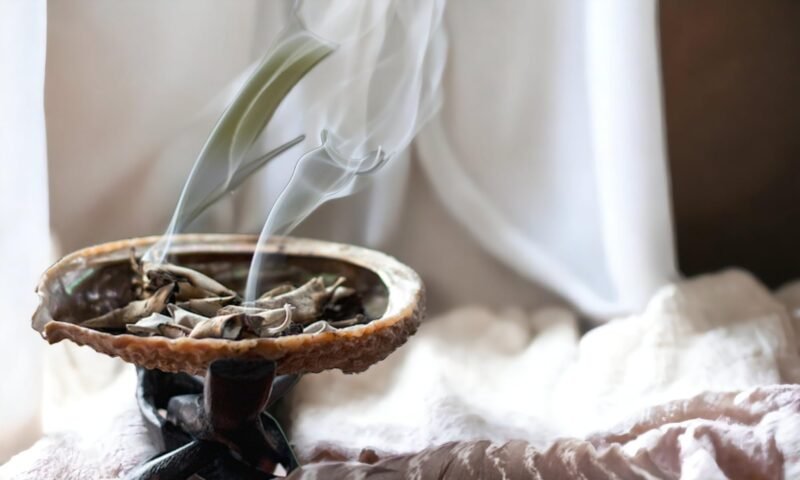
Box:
[78,251,366,340]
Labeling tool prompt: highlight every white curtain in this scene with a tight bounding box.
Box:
[4,0,675,458]
[0,0,49,462]
[415,1,675,317]
[45,0,674,319]
[286,0,676,317]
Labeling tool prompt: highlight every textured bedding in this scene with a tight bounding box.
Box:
[3,270,800,479]
[287,385,800,479]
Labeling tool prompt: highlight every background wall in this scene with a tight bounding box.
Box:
[661,0,800,288]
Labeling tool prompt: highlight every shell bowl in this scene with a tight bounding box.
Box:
[32,234,424,376]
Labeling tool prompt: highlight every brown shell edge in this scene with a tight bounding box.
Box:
[36,234,425,376]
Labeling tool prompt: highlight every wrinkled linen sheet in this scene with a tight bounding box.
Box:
[287,269,800,478]
[288,385,800,479]
[3,270,800,479]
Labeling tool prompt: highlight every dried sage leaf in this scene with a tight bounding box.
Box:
[82,284,173,329]
[127,313,191,339]
[189,314,243,340]
[177,294,237,317]
[303,320,335,334]
[258,284,295,300]
[143,262,236,298]
[329,314,365,329]
[252,276,344,325]
[167,304,209,329]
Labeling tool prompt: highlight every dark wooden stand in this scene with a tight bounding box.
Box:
[126,359,300,479]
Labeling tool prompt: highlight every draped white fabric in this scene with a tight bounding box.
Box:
[45,0,675,319]
[0,0,49,462]
[3,0,677,460]
[262,0,677,317]
[416,1,675,317]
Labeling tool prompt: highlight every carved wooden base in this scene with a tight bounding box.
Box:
[127,359,299,479]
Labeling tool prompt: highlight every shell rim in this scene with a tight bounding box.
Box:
[33,234,423,370]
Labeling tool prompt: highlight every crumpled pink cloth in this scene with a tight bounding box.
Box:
[4,271,800,478]
[0,407,156,480]
[2,386,798,479]
[288,384,800,479]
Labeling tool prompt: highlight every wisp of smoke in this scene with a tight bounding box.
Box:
[245,0,446,300]
[148,0,447,302]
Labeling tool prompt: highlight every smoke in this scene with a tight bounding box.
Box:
[149,0,447,301]
[245,0,446,300]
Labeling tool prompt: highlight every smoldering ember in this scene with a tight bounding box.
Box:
[79,251,367,340]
